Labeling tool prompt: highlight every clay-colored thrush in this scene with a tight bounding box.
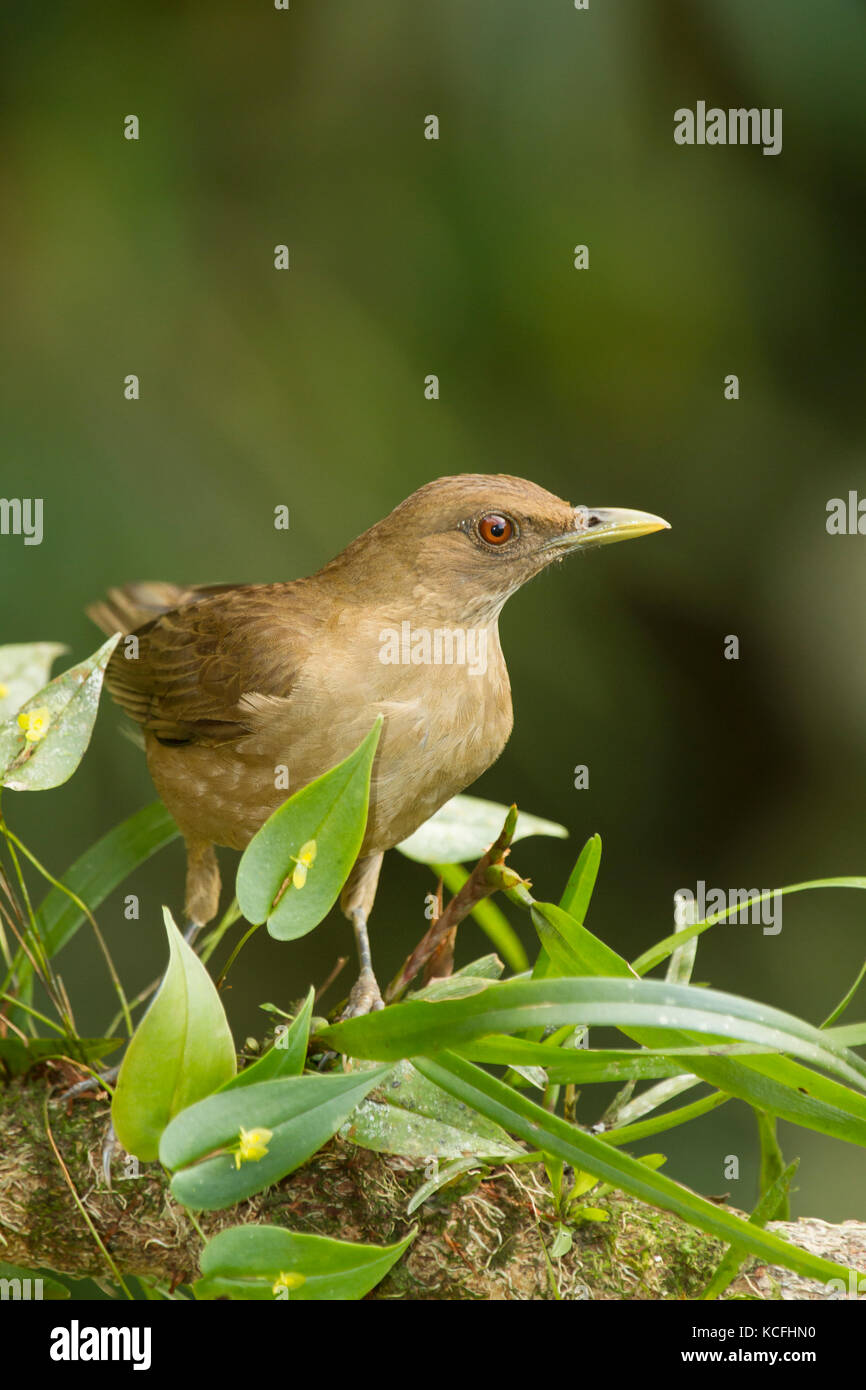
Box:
[90,474,668,1012]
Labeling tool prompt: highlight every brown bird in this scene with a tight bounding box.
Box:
[89,474,668,1013]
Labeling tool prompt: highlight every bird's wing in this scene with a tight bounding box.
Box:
[100,582,318,746]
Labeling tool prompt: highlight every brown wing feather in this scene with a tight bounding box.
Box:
[96,580,320,747]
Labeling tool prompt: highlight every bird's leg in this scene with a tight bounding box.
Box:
[183,836,221,945]
[343,907,384,1017]
[339,852,385,1019]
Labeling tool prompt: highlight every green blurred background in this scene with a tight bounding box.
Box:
[2,1,864,1220]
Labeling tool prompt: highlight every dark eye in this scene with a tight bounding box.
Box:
[478,513,514,546]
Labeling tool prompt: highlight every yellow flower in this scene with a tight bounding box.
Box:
[291,839,317,890]
[0,683,8,699]
[272,1270,305,1296]
[17,707,51,743]
[233,1125,273,1169]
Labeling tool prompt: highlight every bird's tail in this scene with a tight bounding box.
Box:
[87,581,201,636]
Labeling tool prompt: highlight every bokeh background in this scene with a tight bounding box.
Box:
[2,0,865,1221]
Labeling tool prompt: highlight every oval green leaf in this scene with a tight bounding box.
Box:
[398,794,567,865]
[161,1066,391,1210]
[236,717,382,941]
[339,1059,523,1160]
[0,635,119,791]
[194,1223,414,1301]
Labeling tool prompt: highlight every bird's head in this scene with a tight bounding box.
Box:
[335,474,670,625]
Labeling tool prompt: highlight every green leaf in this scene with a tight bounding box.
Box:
[319,975,866,1093]
[339,1059,523,1160]
[0,642,68,721]
[161,1066,391,1210]
[409,953,504,1001]
[194,1223,414,1301]
[0,1036,121,1079]
[601,1091,731,1146]
[220,988,315,1089]
[0,635,120,791]
[559,833,601,922]
[236,718,382,941]
[406,1157,484,1214]
[701,1160,799,1300]
[0,1263,70,1300]
[397,794,567,864]
[549,1225,573,1257]
[415,1052,861,1288]
[519,897,866,1149]
[532,901,632,978]
[111,908,236,1161]
[632,878,866,977]
[756,1110,789,1220]
[1,802,180,1006]
[459,1037,758,1083]
[319,974,866,1145]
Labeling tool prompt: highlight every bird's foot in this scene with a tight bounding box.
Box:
[58,1064,120,1102]
[339,967,385,1020]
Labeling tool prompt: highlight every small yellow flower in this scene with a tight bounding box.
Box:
[17,707,51,743]
[291,839,317,890]
[272,1270,305,1296]
[233,1125,273,1170]
[0,683,8,699]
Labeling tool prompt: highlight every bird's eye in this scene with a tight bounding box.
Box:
[477,513,514,546]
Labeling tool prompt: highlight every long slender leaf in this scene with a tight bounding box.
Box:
[632,879,866,976]
[701,1161,799,1300]
[1,801,180,1001]
[559,834,601,922]
[414,1052,862,1287]
[320,976,866,1092]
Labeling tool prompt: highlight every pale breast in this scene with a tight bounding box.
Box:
[146,618,514,856]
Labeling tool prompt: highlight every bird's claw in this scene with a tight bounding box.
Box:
[339,968,385,1020]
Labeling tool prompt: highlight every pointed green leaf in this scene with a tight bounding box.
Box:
[111,908,236,1161]
[559,833,601,922]
[532,901,631,978]
[220,987,315,1089]
[0,636,120,790]
[236,718,382,941]
[194,1224,414,1301]
[161,1066,391,1210]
